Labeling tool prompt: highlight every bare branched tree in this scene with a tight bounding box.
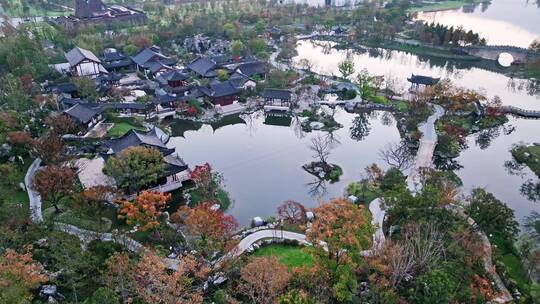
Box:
[403,222,445,274]
[307,178,328,198]
[378,141,414,170]
[373,222,445,287]
[297,58,314,71]
[309,135,332,164]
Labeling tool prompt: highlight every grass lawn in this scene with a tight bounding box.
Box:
[253,244,314,269]
[347,182,380,204]
[189,188,232,210]
[512,145,540,178]
[106,122,145,138]
[43,204,114,233]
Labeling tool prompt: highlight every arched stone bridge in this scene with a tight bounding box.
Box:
[460,45,537,62]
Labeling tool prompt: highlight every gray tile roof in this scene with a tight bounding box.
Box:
[63,103,101,124]
[262,88,292,100]
[65,46,101,66]
[104,127,173,155]
[200,81,241,98]
[407,74,440,86]
[131,46,171,68]
[236,61,266,77]
[187,57,218,77]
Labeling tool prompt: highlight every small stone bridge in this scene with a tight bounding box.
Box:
[502,106,540,119]
[461,45,537,62]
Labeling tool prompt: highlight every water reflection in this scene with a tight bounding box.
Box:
[294,40,540,109]
[167,109,401,224]
[276,0,358,7]
[456,117,540,222]
[416,0,540,47]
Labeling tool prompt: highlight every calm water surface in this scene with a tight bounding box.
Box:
[416,0,540,48]
[294,40,540,110]
[456,117,540,222]
[292,40,540,223]
[168,110,400,224]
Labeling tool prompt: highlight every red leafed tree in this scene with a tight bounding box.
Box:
[31,134,67,165]
[277,200,307,225]
[131,252,210,304]
[0,248,48,303]
[190,163,223,203]
[306,198,373,265]
[117,191,170,231]
[173,202,238,254]
[186,106,198,116]
[6,131,32,146]
[484,96,503,118]
[238,257,291,304]
[32,165,76,213]
[44,114,79,135]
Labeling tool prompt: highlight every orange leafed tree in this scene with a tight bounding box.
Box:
[0,248,48,303]
[173,202,238,254]
[238,257,291,304]
[105,252,134,303]
[117,191,170,231]
[131,252,210,304]
[306,198,373,264]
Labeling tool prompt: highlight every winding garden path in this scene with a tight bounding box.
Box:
[406,104,445,190]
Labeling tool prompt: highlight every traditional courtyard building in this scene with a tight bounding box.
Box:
[407,74,440,89]
[54,0,147,28]
[63,102,103,135]
[65,46,108,78]
[131,46,176,76]
[199,81,241,106]
[101,127,190,192]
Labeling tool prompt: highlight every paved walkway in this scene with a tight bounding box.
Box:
[360,198,385,257]
[406,104,445,191]
[25,159,43,223]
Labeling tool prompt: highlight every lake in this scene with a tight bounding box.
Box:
[416,0,540,48]
[168,110,401,224]
[292,39,540,224]
[293,40,540,110]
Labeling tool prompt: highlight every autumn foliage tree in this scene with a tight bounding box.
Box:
[238,257,291,304]
[44,114,79,135]
[173,202,238,255]
[79,185,117,228]
[131,252,210,304]
[0,248,48,303]
[103,146,165,194]
[302,199,374,302]
[117,191,170,231]
[484,96,504,118]
[105,252,134,303]
[31,134,67,165]
[190,163,223,203]
[6,131,32,156]
[277,200,307,225]
[32,165,76,213]
[307,198,373,265]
